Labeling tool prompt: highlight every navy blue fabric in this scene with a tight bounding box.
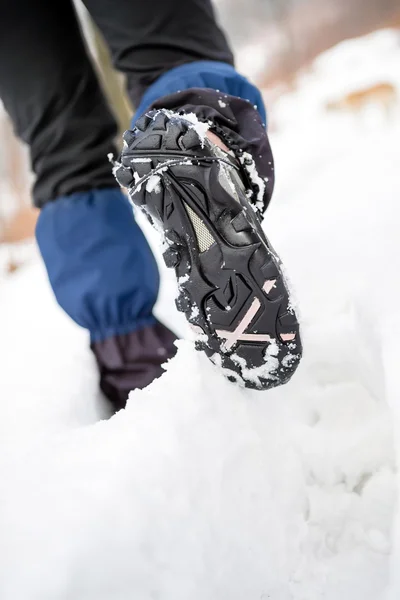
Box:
[36,188,159,342]
[132,61,267,127]
[36,62,266,342]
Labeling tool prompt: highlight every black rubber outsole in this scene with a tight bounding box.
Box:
[114,109,302,390]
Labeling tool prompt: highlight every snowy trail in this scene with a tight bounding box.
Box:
[1,32,400,600]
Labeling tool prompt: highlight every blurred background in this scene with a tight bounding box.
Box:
[0,0,399,274]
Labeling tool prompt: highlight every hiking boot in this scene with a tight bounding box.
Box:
[112,108,301,390]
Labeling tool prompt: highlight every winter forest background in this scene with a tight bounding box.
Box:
[217,0,400,83]
[1,0,400,247]
[2,2,400,599]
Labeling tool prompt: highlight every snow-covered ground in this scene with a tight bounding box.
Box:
[1,30,400,600]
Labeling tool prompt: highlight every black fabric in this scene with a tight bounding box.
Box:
[149,89,275,213]
[83,0,234,108]
[0,0,118,208]
[0,0,233,207]
[91,320,178,412]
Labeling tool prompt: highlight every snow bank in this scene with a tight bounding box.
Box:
[272,29,400,127]
[1,29,400,600]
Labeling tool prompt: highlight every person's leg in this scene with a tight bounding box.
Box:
[0,0,176,410]
[0,0,117,206]
[82,0,234,109]
[82,0,302,387]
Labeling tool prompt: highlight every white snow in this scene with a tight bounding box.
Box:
[162,109,210,147]
[130,164,170,196]
[133,171,142,189]
[177,273,189,286]
[190,304,200,320]
[107,152,123,180]
[272,29,400,129]
[232,339,280,386]
[1,30,400,600]
[145,174,162,193]
[239,151,266,212]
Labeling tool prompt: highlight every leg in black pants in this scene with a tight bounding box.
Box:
[0,0,234,410]
[0,0,118,208]
[83,0,233,108]
[0,0,233,207]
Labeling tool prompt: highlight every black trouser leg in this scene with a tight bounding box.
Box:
[82,0,234,108]
[0,0,118,207]
[0,0,187,412]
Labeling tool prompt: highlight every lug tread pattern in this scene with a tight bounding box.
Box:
[115,110,302,390]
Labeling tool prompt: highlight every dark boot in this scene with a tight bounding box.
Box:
[112,91,302,391]
[91,320,177,412]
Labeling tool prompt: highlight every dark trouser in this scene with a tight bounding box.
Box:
[0,0,233,207]
[0,0,234,409]
[0,0,271,410]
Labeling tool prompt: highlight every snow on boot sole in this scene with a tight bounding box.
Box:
[113,109,302,390]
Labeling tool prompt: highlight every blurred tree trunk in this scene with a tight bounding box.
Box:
[216,0,400,89]
[0,111,31,245]
[89,20,132,141]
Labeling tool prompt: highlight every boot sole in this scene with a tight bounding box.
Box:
[114,110,302,390]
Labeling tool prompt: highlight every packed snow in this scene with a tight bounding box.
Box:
[239,151,267,212]
[162,109,210,146]
[1,30,400,600]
